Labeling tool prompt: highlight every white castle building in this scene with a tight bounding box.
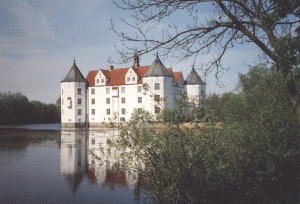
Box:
[60,54,206,128]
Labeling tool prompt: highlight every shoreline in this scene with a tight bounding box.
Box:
[0,128,61,142]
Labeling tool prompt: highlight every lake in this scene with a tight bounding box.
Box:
[0,124,152,204]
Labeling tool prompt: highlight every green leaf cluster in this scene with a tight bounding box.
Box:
[106,65,299,203]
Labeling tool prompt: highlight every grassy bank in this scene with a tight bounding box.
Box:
[0,128,60,142]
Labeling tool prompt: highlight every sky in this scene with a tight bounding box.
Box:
[0,0,264,104]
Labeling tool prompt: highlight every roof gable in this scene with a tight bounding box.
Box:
[106,68,130,86]
[173,71,182,84]
[86,70,98,86]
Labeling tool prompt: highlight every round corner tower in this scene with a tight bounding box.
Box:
[185,67,206,109]
[60,60,87,128]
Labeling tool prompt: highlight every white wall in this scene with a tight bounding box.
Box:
[143,76,168,115]
[88,84,145,123]
[61,82,86,125]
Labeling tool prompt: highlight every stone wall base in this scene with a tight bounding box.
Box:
[88,122,106,127]
[61,122,86,128]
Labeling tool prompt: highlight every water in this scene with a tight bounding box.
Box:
[0,125,151,204]
[0,123,62,130]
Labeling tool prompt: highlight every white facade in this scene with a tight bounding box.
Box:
[60,56,206,127]
[61,82,87,127]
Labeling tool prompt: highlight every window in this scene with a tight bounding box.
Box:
[121,97,125,104]
[121,87,125,93]
[154,95,160,102]
[97,79,99,83]
[155,107,160,114]
[91,98,95,104]
[201,90,205,95]
[132,77,135,81]
[62,89,63,95]
[138,97,142,103]
[92,109,95,115]
[78,98,82,105]
[78,109,82,115]
[127,77,130,82]
[130,71,132,74]
[106,109,110,115]
[122,108,126,115]
[106,98,110,104]
[101,79,104,83]
[106,87,110,94]
[138,108,142,114]
[91,88,95,95]
[62,99,64,105]
[120,117,125,122]
[77,88,82,94]
[155,83,160,90]
[137,86,142,92]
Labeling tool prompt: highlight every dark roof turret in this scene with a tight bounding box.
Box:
[61,60,86,83]
[143,53,172,77]
[186,67,206,85]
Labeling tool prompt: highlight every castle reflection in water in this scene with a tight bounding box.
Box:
[60,128,145,195]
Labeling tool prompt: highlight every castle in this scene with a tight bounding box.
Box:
[60,54,206,128]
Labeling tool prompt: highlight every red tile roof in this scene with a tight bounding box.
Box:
[106,68,129,86]
[86,65,174,86]
[86,70,99,86]
[173,72,182,84]
[166,68,172,73]
[101,70,110,78]
[136,66,150,84]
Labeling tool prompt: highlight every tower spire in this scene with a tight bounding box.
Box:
[133,51,140,67]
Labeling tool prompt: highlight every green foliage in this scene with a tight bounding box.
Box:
[110,65,299,203]
[0,92,60,125]
[261,0,300,29]
[212,65,300,201]
[129,108,152,125]
[157,107,182,124]
[199,92,233,122]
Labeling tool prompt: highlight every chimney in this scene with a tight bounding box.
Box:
[108,65,114,71]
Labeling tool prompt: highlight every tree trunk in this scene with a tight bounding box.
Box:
[286,80,300,123]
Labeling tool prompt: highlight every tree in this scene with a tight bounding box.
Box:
[0,92,60,125]
[111,0,300,121]
[109,64,299,203]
